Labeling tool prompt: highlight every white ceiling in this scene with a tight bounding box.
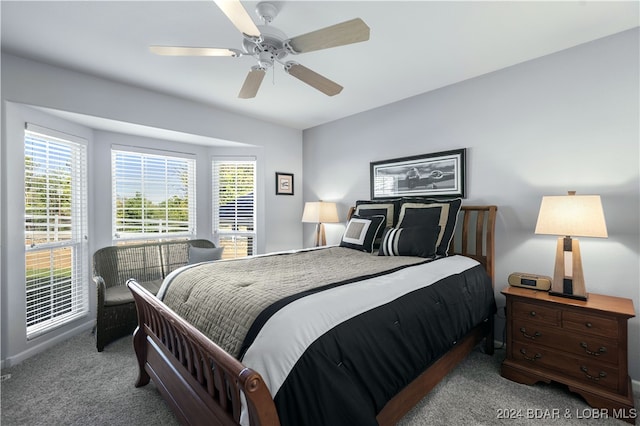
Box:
[2,1,638,130]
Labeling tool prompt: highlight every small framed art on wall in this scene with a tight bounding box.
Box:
[275,172,294,195]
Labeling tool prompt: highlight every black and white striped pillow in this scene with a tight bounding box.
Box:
[378,225,441,258]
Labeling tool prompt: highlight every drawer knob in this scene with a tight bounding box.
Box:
[585,322,593,328]
[519,348,541,362]
[580,366,606,381]
[580,342,607,356]
[519,327,541,340]
[529,311,536,317]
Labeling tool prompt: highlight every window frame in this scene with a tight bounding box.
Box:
[111,146,197,244]
[212,157,257,259]
[24,123,89,339]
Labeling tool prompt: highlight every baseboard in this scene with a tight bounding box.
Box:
[1,320,94,369]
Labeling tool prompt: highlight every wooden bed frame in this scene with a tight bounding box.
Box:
[127,205,497,426]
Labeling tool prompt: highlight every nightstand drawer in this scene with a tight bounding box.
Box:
[512,342,619,392]
[563,311,619,338]
[512,319,619,365]
[512,300,560,326]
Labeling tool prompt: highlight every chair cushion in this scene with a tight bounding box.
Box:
[104,279,163,306]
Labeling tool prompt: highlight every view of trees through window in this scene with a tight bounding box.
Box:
[25,151,73,328]
[112,150,196,241]
[24,128,88,336]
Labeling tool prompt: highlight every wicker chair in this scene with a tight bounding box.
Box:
[93,239,216,351]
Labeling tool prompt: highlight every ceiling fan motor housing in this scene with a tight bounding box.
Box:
[243,25,291,68]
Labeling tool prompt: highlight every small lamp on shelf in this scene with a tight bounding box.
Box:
[534,191,608,300]
[302,201,339,247]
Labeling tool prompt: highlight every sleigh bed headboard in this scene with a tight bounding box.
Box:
[449,205,497,284]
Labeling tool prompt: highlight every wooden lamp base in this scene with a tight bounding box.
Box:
[314,223,326,247]
[549,236,587,300]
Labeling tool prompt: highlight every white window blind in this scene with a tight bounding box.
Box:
[212,158,256,259]
[24,124,89,338]
[112,148,196,242]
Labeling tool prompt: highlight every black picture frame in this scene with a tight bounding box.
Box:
[370,148,466,199]
[275,172,294,195]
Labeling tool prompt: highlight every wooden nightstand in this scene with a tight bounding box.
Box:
[501,286,636,423]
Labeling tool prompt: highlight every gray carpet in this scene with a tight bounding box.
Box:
[1,332,638,425]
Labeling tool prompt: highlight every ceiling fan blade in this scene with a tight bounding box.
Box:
[238,68,266,99]
[285,18,370,54]
[284,63,343,96]
[214,0,261,40]
[150,46,241,57]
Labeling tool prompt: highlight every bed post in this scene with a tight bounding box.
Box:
[130,279,151,387]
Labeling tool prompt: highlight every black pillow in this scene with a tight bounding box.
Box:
[340,214,386,253]
[399,198,462,256]
[378,225,441,258]
[355,199,401,227]
[396,205,443,228]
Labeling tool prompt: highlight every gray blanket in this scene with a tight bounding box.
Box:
[160,247,427,357]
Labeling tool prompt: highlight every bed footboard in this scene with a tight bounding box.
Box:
[127,279,279,426]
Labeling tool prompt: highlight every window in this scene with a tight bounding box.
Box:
[212,158,256,259]
[24,124,89,338]
[112,147,196,243]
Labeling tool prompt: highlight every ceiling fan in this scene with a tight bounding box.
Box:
[150,0,370,98]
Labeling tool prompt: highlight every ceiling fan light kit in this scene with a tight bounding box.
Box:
[150,1,370,99]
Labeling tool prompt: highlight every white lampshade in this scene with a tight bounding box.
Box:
[301,201,339,224]
[535,194,607,238]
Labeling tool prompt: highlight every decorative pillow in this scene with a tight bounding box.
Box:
[397,203,448,250]
[398,198,462,256]
[355,199,401,227]
[378,225,441,258]
[188,246,224,264]
[340,214,386,253]
[353,203,397,249]
[355,205,393,229]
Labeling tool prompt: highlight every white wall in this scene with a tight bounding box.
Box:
[303,28,640,381]
[1,53,304,366]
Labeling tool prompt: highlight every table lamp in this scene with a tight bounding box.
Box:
[302,201,339,247]
[534,191,607,300]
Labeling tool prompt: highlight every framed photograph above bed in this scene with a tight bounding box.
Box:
[370,148,466,199]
